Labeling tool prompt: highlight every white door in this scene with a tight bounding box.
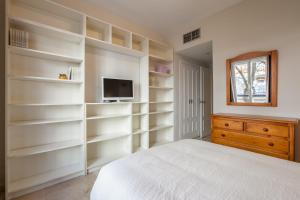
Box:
[201,67,212,137]
[179,60,202,139]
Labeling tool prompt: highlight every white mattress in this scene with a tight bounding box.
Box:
[90,139,300,200]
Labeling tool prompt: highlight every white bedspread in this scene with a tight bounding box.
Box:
[90,139,300,200]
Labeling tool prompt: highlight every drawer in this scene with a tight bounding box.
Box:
[212,137,289,160]
[213,118,243,131]
[212,130,289,153]
[245,122,289,138]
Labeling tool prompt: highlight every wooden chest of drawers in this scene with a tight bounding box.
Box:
[211,113,298,161]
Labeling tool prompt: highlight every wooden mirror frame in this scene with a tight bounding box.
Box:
[226,50,278,107]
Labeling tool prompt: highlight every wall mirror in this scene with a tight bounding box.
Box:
[226,50,278,106]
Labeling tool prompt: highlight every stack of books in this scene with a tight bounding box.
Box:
[9,28,29,48]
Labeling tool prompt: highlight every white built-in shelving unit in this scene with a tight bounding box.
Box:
[5,0,174,198]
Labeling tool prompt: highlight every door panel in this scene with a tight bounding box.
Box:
[179,60,202,139]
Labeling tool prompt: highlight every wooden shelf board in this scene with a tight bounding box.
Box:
[149,71,173,77]
[9,75,83,84]
[9,46,83,63]
[86,114,131,120]
[9,16,84,43]
[85,36,146,58]
[87,133,131,144]
[149,125,173,132]
[8,164,83,193]
[149,111,173,115]
[9,118,83,126]
[8,140,83,158]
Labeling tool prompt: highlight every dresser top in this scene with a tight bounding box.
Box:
[213,113,298,124]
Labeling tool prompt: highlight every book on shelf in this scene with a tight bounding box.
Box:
[9,28,29,48]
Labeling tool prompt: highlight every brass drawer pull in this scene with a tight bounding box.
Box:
[268,142,274,147]
[224,123,229,127]
[263,128,269,132]
[221,134,226,137]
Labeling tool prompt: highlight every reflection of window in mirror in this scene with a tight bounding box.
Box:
[226,50,278,107]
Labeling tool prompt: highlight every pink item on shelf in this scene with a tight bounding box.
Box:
[155,64,170,74]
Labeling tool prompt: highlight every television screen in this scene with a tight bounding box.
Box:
[103,78,133,99]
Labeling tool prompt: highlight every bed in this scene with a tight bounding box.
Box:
[90,139,300,200]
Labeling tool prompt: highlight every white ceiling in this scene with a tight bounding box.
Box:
[87,0,243,37]
[179,41,212,65]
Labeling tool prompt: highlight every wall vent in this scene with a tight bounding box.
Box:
[183,28,200,44]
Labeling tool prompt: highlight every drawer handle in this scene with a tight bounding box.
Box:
[224,123,229,127]
[268,142,274,147]
[263,128,269,132]
[221,134,226,137]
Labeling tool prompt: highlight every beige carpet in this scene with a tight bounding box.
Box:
[12,171,98,200]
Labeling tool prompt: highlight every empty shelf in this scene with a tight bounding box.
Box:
[86,114,131,120]
[149,54,172,62]
[9,118,83,126]
[9,46,83,63]
[8,164,83,193]
[149,125,173,132]
[149,71,173,77]
[8,140,83,157]
[149,111,173,115]
[85,36,146,58]
[87,154,126,172]
[87,133,131,144]
[149,86,173,90]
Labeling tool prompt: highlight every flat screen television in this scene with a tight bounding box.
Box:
[102,77,134,101]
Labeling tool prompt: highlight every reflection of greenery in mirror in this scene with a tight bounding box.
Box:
[226,51,278,107]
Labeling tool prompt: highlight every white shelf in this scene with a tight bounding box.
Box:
[87,133,130,144]
[133,129,148,135]
[86,102,131,105]
[9,16,84,43]
[149,54,172,62]
[149,101,173,104]
[87,154,125,171]
[149,111,173,115]
[8,164,83,193]
[8,75,83,84]
[149,125,173,132]
[9,46,83,63]
[150,141,171,147]
[86,114,131,120]
[149,71,173,77]
[8,140,83,158]
[9,118,83,126]
[149,86,173,90]
[85,36,146,58]
[8,103,83,106]
[132,113,148,116]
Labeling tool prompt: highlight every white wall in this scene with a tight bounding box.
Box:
[169,0,300,161]
[53,0,165,43]
[1,0,5,191]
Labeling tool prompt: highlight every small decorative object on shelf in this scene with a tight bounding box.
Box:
[9,27,29,48]
[58,73,68,80]
[155,64,170,74]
